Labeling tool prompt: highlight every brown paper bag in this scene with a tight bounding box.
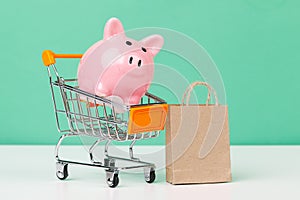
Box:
[166,82,231,184]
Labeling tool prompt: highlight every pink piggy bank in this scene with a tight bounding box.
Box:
[77,18,164,105]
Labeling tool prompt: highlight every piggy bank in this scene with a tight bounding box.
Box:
[77,17,164,105]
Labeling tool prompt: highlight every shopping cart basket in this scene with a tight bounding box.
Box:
[42,50,168,187]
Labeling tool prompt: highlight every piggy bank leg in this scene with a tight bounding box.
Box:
[129,96,142,105]
[128,86,149,105]
[95,82,113,97]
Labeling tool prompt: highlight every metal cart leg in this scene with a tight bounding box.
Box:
[103,140,117,168]
[129,140,140,161]
[104,140,112,157]
[55,133,78,161]
[89,139,104,164]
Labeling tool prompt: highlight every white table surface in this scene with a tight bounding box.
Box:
[0,145,299,200]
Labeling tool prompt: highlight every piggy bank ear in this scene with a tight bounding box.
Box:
[103,17,124,40]
[141,35,164,56]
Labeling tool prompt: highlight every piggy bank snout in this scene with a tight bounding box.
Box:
[126,53,149,68]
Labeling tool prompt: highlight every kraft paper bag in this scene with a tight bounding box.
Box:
[166,82,231,184]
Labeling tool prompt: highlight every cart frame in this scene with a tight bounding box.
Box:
[42,50,168,187]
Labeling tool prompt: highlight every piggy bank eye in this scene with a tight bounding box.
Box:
[126,41,132,46]
[141,47,147,52]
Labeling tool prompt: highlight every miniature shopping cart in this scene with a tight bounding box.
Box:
[42,50,168,187]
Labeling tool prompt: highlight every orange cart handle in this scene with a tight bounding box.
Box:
[42,50,82,67]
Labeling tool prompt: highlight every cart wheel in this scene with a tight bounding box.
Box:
[145,170,156,183]
[56,163,68,180]
[106,173,119,188]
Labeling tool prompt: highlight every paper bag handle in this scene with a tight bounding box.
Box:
[181,82,219,106]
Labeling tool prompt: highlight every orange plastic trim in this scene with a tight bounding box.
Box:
[128,104,168,134]
[42,50,82,66]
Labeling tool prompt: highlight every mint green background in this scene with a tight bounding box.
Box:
[1,0,299,145]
